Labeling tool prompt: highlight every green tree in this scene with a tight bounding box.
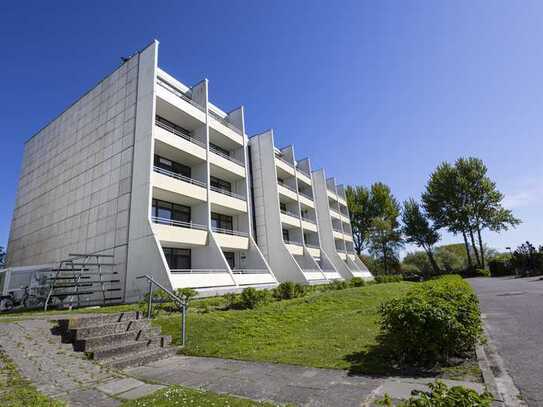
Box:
[401,198,440,276]
[345,185,372,254]
[368,218,403,274]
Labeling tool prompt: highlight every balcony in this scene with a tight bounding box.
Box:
[169,270,235,289]
[208,109,244,146]
[301,217,318,232]
[280,210,301,228]
[296,169,312,186]
[305,244,321,258]
[209,186,248,214]
[275,155,296,177]
[333,229,344,240]
[343,233,353,243]
[156,77,206,123]
[209,145,246,179]
[298,191,314,208]
[330,208,341,220]
[284,239,304,256]
[152,166,207,204]
[231,270,277,286]
[212,227,249,250]
[154,120,206,162]
[277,183,298,202]
[152,216,208,247]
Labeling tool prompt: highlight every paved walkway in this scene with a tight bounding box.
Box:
[125,355,485,406]
[470,277,543,407]
[0,319,163,406]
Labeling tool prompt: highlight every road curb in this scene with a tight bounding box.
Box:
[477,317,527,406]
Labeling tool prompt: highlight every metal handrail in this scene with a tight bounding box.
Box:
[275,154,294,168]
[301,216,316,224]
[305,243,320,249]
[210,185,246,200]
[209,145,245,167]
[156,77,204,111]
[231,269,269,274]
[281,209,300,218]
[298,190,314,200]
[136,274,188,346]
[332,226,344,233]
[152,216,208,231]
[277,182,298,194]
[208,109,242,134]
[212,227,249,237]
[155,119,206,148]
[284,239,303,246]
[153,166,207,188]
[170,269,227,273]
[296,168,311,177]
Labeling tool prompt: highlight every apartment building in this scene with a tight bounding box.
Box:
[312,170,372,279]
[248,131,342,284]
[4,40,371,303]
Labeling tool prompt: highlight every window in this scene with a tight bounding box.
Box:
[223,252,235,268]
[277,177,284,185]
[282,229,290,242]
[210,142,230,157]
[154,155,191,178]
[152,199,191,224]
[163,248,191,270]
[280,202,287,212]
[304,233,310,244]
[210,176,232,192]
[211,212,233,232]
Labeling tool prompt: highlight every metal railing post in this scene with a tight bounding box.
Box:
[181,298,187,347]
[147,279,153,319]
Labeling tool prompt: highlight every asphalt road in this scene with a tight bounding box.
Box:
[470,276,543,407]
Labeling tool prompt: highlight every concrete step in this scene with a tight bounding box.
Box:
[101,346,178,369]
[65,311,143,329]
[90,336,172,360]
[75,327,162,352]
[71,319,151,340]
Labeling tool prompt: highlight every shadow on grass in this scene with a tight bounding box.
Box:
[344,344,441,379]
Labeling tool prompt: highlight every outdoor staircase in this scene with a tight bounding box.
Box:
[57,311,177,369]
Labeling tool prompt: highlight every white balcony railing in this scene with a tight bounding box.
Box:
[284,239,303,246]
[155,119,206,148]
[212,227,249,237]
[208,109,242,134]
[152,216,208,231]
[210,186,246,201]
[301,216,316,224]
[297,167,311,177]
[275,154,294,168]
[298,190,313,200]
[277,182,298,194]
[153,166,207,188]
[281,209,300,218]
[209,145,245,167]
[170,269,227,273]
[156,77,204,112]
[231,269,269,274]
[305,243,320,249]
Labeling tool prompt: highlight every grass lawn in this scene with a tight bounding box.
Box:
[155,283,416,373]
[120,385,288,407]
[0,350,64,407]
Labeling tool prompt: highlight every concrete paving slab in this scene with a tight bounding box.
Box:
[96,377,144,396]
[116,383,165,400]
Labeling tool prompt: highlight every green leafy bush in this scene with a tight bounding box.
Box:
[329,280,349,290]
[488,259,513,277]
[350,277,366,287]
[377,380,493,406]
[239,287,271,309]
[474,268,490,277]
[379,275,482,366]
[273,282,306,300]
[175,287,197,300]
[375,274,403,284]
[511,241,543,277]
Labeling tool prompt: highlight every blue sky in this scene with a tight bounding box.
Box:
[1,1,542,254]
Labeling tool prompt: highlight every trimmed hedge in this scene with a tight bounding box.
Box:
[379,275,482,366]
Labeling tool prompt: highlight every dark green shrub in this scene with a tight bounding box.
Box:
[488,259,513,277]
[475,268,490,277]
[375,274,403,284]
[273,282,306,300]
[239,287,271,309]
[175,287,198,300]
[329,280,349,290]
[350,277,365,287]
[377,380,492,406]
[511,241,543,277]
[379,275,482,366]
[223,292,238,309]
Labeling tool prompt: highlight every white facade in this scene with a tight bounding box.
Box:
[5,40,371,302]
